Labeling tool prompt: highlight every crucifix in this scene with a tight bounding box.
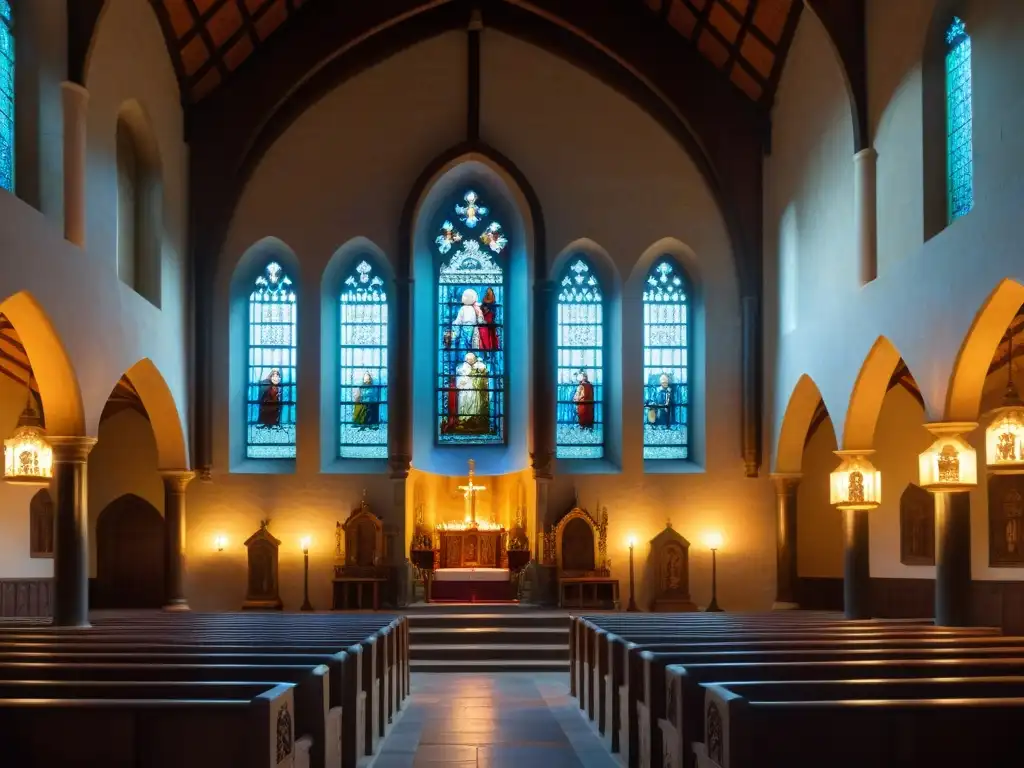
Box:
[459,459,487,526]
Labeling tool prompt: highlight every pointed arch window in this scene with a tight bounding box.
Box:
[643,259,689,460]
[339,259,388,458]
[246,262,297,459]
[0,1,14,192]
[556,258,603,459]
[436,190,507,444]
[945,16,973,223]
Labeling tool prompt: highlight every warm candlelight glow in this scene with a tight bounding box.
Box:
[301,536,311,554]
[918,423,978,492]
[436,520,504,532]
[704,531,724,551]
[627,535,637,549]
[214,535,227,552]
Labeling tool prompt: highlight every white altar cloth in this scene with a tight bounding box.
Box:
[434,567,509,582]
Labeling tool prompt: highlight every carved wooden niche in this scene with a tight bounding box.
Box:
[242,520,283,610]
[648,522,697,612]
[29,489,54,559]
[989,474,1024,567]
[900,483,935,566]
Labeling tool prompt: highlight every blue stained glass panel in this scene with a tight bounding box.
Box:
[0,6,13,192]
[339,260,388,459]
[945,17,973,223]
[643,260,689,460]
[556,259,604,459]
[246,262,297,459]
[436,190,506,444]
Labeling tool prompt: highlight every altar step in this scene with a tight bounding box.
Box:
[407,610,570,672]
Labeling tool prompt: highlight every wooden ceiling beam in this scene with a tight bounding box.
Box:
[763,0,803,111]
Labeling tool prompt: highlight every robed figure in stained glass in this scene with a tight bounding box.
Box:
[352,372,380,428]
[646,373,674,428]
[574,370,595,429]
[643,260,689,459]
[258,369,284,427]
[437,190,507,444]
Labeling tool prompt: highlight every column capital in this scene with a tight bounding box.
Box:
[48,436,97,463]
[853,146,878,163]
[531,449,554,481]
[160,470,196,492]
[60,81,90,104]
[771,473,802,493]
[388,454,412,480]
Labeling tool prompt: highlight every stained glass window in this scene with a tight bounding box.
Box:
[945,16,973,223]
[339,260,388,459]
[0,1,14,192]
[436,190,506,444]
[556,259,603,459]
[643,259,689,460]
[246,262,297,459]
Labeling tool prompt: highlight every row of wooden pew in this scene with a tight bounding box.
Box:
[569,611,1024,768]
[0,611,409,768]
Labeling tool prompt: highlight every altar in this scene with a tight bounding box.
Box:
[438,527,507,569]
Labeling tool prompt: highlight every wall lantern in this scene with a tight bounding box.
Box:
[918,423,978,492]
[4,386,52,486]
[214,535,227,552]
[829,451,882,510]
[985,332,1024,473]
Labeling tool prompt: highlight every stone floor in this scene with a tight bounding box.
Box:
[371,673,619,768]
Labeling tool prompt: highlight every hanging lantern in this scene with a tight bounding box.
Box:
[830,451,882,510]
[918,423,978,492]
[985,332,1024,473]
[3,394,52,486]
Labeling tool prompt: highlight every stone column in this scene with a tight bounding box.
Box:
[741,296,761,477]
[771,474,800,609]
[60,82,89,248]
[854,147,878,285]
[532,275,556,604]
[161,470,195,611]
[934,490,972,626]
[842,508,872,619]
[50,436,97,627]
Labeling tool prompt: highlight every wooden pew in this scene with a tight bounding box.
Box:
[0,663,335,768]
[0,680,300,768]
[696,682,1024,768]
[663,657,1024,768]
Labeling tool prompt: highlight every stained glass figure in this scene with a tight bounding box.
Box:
[339,260,388,459]
[246,262,297,459]
[437,190,506,444]
[556,258,604,459]
[643,259,689,460]
[945,16,973,223]
[0,1,14,192]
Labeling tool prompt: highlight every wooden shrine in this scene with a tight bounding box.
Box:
[543,504,618,609]
[333,495,391,610]
[648,520,697,612]
[242,520,283,610]
[438,527,507,568]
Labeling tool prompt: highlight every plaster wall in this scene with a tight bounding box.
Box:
[194,30,775,612]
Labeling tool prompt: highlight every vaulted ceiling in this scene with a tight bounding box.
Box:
[148,0,801,106]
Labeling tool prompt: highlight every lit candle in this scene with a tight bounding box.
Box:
[704,531,723,551]
[301,536,311,555]
[214,535,227,552]
[627,535,637,550]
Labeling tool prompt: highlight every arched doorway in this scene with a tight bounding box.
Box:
[95,494,164,608]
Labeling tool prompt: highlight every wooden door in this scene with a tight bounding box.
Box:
[95,494,165,608]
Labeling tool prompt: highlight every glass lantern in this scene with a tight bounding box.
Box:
[830,451,882,510]
[985,388,1024,474]
[918,424,978,492]
[3,398,53,486]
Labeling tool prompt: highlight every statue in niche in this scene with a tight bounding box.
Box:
[988,475,1024,567]
[648,521,697,612]
[900,483,935,566]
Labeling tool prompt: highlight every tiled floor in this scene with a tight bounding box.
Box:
[372,673,619,768]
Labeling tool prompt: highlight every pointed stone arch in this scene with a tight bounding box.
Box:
[119,358,189,470]
[775,373,833,474]
[842,335,906,451]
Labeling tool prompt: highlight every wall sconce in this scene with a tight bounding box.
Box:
[830,451,882,510]
[214,535,227,552]
[918,423,978,492]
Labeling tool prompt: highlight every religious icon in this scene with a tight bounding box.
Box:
[477,287,500,350]
[574,369,595,429]
[352,372,380,429]
[1005,489,1022,555]
[447,352,490,433]
[258,368,284,428]
[452,288,484,349]
[647,373,673,427]
[664,544,683,590]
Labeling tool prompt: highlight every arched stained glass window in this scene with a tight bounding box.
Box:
[945,16,973,222]
[0,1,14,192]
[246,262,297,459]
[436,190,506,444]
[339,260,388,459]
[556,259,603,459]
[643,259,688,460]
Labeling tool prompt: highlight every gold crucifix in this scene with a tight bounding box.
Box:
[459,459,487,526]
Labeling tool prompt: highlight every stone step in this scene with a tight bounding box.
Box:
[410,658,569,673]
[410,643,569,661]
[410,626,568,646]
[406,613,570,629]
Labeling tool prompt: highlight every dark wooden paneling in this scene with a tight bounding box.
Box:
[0,578,52,618]
[95,494,166,609]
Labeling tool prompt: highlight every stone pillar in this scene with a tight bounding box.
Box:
[741,296,761,477]
[532,275,556,604]
[60,82,89,248]
[50,436,97,627]
[771,474,800,609]
[934,491,972,626]
[842,509,872,619]
[161,470,195,611]
[854,147,878,285]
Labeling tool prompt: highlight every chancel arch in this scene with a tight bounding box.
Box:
[321,237,393,468]
[226,237,301,470]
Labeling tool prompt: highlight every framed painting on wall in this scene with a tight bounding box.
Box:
[899,483,935,566]
[989,475,1024,567]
